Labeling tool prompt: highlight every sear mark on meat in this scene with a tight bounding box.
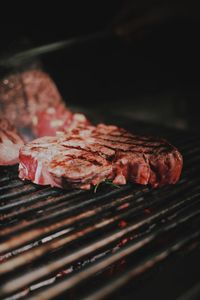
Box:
[19,124,183,190]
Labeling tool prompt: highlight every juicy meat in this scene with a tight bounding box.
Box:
[0,118,24,166]
[19,124,183,189]
[0,70,62,139]
[33,104,89,137]
[0,69,87,140]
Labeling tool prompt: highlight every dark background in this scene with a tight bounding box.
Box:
[0,0,200,131]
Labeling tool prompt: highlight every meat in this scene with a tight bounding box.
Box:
[18,124,183,189]
[0,69,63,139]
[33,105,89,137]
[0,118,24,166]
[0,69,88,140]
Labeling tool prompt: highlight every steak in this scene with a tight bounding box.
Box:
[18,124,183,189]
[0,69,62,139]
[0,69,88,140]
[0,118,24,166]
[33,105,89,137]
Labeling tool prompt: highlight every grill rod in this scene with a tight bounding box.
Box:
[1,145,199,252]
[0,128,200,299]
[1,185,200,298]
[27,210,200,300]
[83,229,200,300]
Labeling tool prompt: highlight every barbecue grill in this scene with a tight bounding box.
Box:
[1,2,200,298]
[1,119,200,300]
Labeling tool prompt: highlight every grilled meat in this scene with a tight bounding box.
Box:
[0,69,88,140]
[33,105,89,137]
[19,124,183,189]
[0,118,24,166]
[0,70,62,139]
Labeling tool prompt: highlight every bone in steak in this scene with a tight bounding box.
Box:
[18,124,183,189]
[0,118,24,166]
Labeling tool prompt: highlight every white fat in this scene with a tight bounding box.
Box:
[32,116,38,126]
[47,107,56,114]
[121,158,128,165]
[34,161,43,183]
[21,162,28,177]
[51,119,64,128]
[73,113,86,122]
[0,142,22,165]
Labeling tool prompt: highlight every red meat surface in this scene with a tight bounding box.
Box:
[19,124,183,190]
[0,69,88,140]
[0,118,24,166]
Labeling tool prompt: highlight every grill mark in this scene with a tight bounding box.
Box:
[61,136,168,152]
[61,141,169,157]
[94,135,165,148]
[157,148,175,155]
[90,137,169,152]
[103,132,161,142]
[50,145,109,167]
[61,144,113,160]
[50,157,108,184]
[30,139,173,161]
[116,148,167,156]
[64,155,105,167]
[96,131,161,142]
[124,134,160,142]
[19,122,182,189]
[65,128,162,145]
[149,160,160,183]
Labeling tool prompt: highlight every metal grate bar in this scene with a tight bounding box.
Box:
[82,230,200,300]
[0,184,43,202]
[26,211,200,300]
[0,188,84,219]
[0,180,25,193]
[0,171,199,255]
[0,126,200,300]
[1,185,200,298]
[1,136,199,225]
[176,282,200,300]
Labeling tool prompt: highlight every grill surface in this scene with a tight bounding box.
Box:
[0,120,200,300]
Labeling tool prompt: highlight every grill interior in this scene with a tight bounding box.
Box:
[1,119,200,300]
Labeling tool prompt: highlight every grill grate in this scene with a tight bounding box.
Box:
[0,122,200,300]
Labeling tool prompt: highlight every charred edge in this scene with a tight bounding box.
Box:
[51,153,105,167]
[61,145,113,160]
[97,131,162,142]
[95,134,165,146]
[61,143,171,157]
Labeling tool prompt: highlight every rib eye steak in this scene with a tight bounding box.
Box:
[18,124,183,189]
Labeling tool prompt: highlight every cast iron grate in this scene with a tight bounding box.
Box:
[0,122,200,300]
